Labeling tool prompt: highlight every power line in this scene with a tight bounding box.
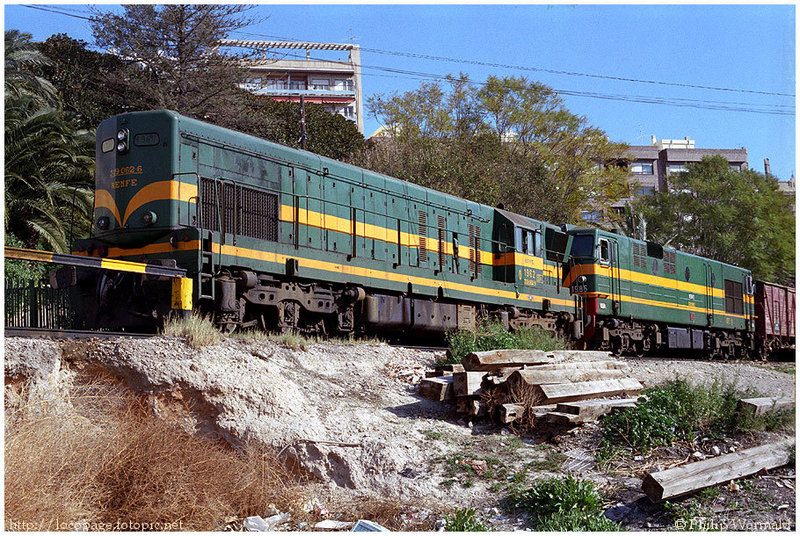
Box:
[258,49,794,117]
[22,5,94,21]
[234,30,795,98]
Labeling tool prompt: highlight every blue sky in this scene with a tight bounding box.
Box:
[5,4,796,180]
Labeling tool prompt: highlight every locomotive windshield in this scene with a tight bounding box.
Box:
[570,234,595,258]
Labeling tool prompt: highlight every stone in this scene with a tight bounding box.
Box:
[692,451,705,460]
[434,519,445,532]
[633,455,644,462]
[264,504,281,517]
[711,446,721,456]
[778,504,790,511]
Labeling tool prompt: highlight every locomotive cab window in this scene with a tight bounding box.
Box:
[570,234,595,258]
[598,238,611,264]
[515,228,538,255]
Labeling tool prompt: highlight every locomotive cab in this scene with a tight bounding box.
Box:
[80,111,190,249]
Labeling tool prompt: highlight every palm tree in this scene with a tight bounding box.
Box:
[5,30,95,252]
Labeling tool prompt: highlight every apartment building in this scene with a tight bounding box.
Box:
[221,39,364,133]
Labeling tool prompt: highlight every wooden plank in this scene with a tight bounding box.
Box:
[642,439,794,502]
[462,349,612,371]
[506,367,628,390]
[535,378,643,404]
[500,403,524,423]
[737,397,794,417]
[419,376,454,401]
[467,399,487,417]
[452,371,487,397]
[545,411,582,424]
[528,360,631,373]
[555,397,640,420]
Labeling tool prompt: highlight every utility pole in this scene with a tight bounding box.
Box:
[299,95,307,151]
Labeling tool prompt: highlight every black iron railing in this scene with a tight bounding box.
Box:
[5,278,84,330]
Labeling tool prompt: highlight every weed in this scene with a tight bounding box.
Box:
[441,320,569,365]
[444,508,488,531]
[598,378,793,460]
[663,499,705,531]
[508,476,620,531]
[505,437,523,451]
[463,478,475,488]
[440,479,456,489]
[489,482,503,493]
[423,430,445,441]
[526,450,568,472]
[161,312,221,348]
[269,331,315,351]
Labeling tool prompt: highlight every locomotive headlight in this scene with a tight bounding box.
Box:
[577,276,587,283]
[142,211,157,225]
[97,216,110,230]
[116,128,129,154]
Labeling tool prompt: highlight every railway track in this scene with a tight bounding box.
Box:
[4,327,152,339]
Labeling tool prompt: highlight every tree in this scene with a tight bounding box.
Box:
[355,75,630,224]
[90,5,255,119]
[4,30,95,253]
[36,34,129,130]
[636,155,795,285]
[5,29,57,106]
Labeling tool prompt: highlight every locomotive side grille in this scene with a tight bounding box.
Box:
[418,211,427,263]
[475,226,482,275]
[437,215,446,269]
[468,224,482,276]
[663,249,677,275]
[239,186,279,241]
[633,242,646,269]
[199,178,278,241]
[200,178,220,233]
[468,224,475,273]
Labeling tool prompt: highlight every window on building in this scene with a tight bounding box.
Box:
[729,164,741,172]
[311,78,330,90]
[667,164,688,175]
[630,162,654,175]
[265,79,285,90]
[334,79,354,91]
[580,210,602,222]
[634,186,656,196]
[340,106,355,118]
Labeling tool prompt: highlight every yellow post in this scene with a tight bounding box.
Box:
[171,277,193,314]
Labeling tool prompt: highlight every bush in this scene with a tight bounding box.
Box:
[508,476,620,531]
[443,320,568,365]
[598,378,794,461]
[444,508,488,531]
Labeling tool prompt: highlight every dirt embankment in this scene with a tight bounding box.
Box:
[4,336,796,529]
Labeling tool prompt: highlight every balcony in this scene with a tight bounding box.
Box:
[242,86,356,98]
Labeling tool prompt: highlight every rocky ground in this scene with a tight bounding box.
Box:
[4,336,796,531]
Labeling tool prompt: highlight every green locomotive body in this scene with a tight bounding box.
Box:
[563,228,755,358]
[75,110,580,334]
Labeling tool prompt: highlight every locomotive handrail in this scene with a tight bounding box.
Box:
[4,247,188,279]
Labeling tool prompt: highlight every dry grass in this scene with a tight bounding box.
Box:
[506,381,545,432]
[5,372,303,531]
[160,313,222,349]
[334,497,437,531]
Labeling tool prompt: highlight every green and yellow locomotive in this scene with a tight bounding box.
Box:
[563,228,755,358]
[74,110,581,336]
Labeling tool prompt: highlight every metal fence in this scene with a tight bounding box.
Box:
[5,278,84,329]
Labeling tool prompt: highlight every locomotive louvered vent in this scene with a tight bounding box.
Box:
[633,243,646,269]
[199,178,278,241]
[663,250,677,275]
[418,211,427,262]
[469,224,482,275]
[437,215,446,268]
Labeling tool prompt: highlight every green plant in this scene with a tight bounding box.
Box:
[442,320,568,366]
[508,476,620,531]
[444,508,488,531]
[598,378,791,461]
[423,430,445,441]
[526,450,567,472]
